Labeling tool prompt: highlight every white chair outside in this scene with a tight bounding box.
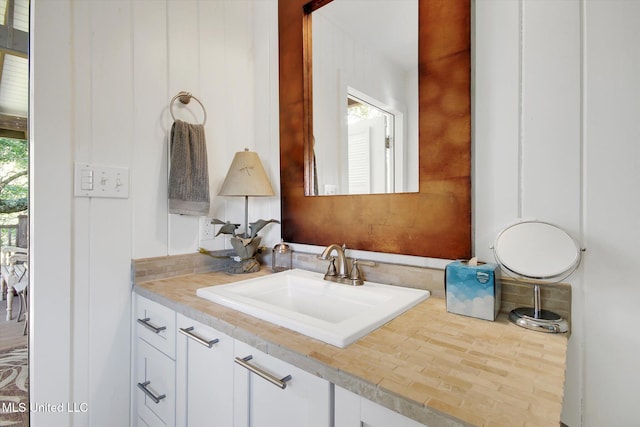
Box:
[3,252,28,324]
[0,215,28,325]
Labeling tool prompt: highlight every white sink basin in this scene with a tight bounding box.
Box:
[196,269,429,348]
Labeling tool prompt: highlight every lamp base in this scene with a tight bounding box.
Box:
[508,307,568,333]
[227,257,261,274]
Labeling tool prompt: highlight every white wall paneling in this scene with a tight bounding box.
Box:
[476,0,640,425]
[520,4,583,424]
[32,1,281,426]
[520,0,581,227]
[167,0,202,254]
[71,1,92,425]
[132,0,170,259]
[473,0,521,260]
[583,1,640,425]
[204,0,257,243]
[473,0,583,426]
[475,1,584,425]
[198,0,229,233]
[30,0,73,425]
[31,0,640,425]
[87,1,135,424]
[250,0,281,246]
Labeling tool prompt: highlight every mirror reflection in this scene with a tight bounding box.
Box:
[309,0,418,196]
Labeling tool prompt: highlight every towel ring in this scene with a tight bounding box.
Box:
[170,91,207,126]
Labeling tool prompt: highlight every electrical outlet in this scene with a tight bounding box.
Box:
[200,217,215,241]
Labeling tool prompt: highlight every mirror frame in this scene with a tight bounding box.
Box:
[278,0,471,259]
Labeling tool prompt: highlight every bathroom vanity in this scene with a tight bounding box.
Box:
[131,269,567,427]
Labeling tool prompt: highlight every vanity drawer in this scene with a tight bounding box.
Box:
[135,295,176,359]
[135,338,175,427]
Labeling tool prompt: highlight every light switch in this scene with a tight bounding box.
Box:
[80,169,94,190]
[74,163,129,198]
[324,184,337,195]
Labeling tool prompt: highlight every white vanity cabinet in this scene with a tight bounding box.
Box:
[132,293,424,427]
[335,386,426,427]
[175,313,234,426]
[133,295,177,427]
[233,340,332,427]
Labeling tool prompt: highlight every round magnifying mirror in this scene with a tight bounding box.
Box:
[493,220,582,333]
[494,221,581,282]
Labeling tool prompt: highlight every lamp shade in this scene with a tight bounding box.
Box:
[218,149,275,197]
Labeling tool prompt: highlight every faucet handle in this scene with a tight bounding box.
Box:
[348,259,373,286]
[323,257,337,277]
[354,259,376,267]
[349,260,361,279]
[348,259,376,286]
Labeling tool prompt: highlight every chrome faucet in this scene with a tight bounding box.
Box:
[318,244,375,286]
[318,243,349,279]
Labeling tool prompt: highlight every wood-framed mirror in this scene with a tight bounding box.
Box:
[278,0,471,259]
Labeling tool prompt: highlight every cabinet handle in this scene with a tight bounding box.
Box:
[137,317,167,334]
[235,355,292,390]
[179,326,219,348]
[137,381,166,404]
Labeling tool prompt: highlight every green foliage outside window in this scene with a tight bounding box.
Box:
[0,137,28,224]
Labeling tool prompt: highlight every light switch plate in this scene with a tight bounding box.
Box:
[74,163,129,198]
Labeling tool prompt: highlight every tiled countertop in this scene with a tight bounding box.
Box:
[135,269,568,427]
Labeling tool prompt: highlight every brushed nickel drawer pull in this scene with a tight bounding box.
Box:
[137,381,166,404]
[235,355,292,390]
[179,326,219,348]
[137,317,167,334]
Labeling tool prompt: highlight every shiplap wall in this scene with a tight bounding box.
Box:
[30,0,640,426]
[475,1,583,425]
[32,1,279,426]
[581,2,640,425]
[476,1,640,426]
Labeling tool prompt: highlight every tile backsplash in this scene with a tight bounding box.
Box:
[132,250,236,283]
[285,251,571,324]
[132,249,571,326]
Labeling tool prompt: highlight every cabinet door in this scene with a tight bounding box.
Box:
[135,339,176,427]
[361,398,426,427]
[233,340,331,427]
[176,313,234,427]
[335,385,426,427]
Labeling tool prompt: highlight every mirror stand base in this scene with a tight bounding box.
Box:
[509,307,568,334]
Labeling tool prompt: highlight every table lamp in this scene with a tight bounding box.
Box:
[218,148,275,238]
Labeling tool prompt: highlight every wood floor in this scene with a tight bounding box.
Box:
[0,295,28,352]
